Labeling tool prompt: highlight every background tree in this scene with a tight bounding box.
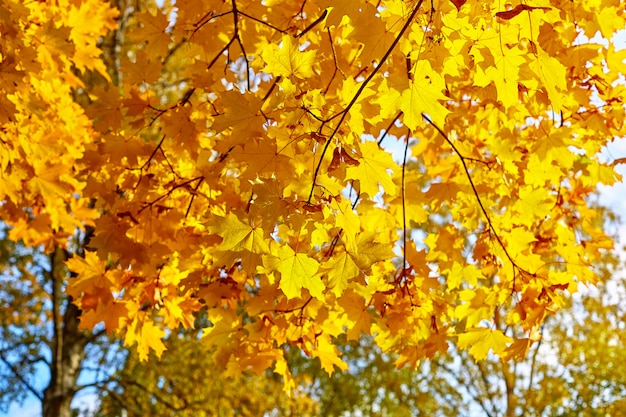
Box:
[0,0,625,399]
[96,329,318,417]
[0,227,127,417]
[0,225,316,417]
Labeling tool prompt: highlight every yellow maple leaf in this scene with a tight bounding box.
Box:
[345,141,398,198]
[529,45,567,112]
[123,51,162,85]
[351,3,395,65]
[457,328,512,361]
[261,34,316,79]
[322,251,360,296]
[504,227,537,259]
[312,334,349,375]
[511,185,553,222]
[66,251,110,293]
[207,212,269,254]
[210,91,265,144]
[400,61,450,129]
[337,290,371,340]
[30,163,73,204]
[446,263,482,290]
[351,231,395,269]
[124,318,167,361]
[79,301,128,333]
[502,338,534,361]
[454,288,493,328]
[202,310,239,347]
[67,0,118,79]
[263,243,323,300]
[274,356,295,392]
[333,198,361,252]
[474,47,526,109]
[126,9,172,59]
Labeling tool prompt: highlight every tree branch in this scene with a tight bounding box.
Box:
[307,0,425,203]
[422,113,527,285]
[0,350,43,401]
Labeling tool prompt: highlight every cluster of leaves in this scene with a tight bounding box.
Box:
[297,252,626,417]
[1,0,625,381]
[97,267,626,417]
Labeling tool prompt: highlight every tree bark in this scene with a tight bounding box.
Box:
[42,248,89,417]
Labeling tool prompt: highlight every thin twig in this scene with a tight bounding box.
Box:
[307,0,425,203]
[184,177,204,219]
[295,9,328,38]
[378,112,403,145]
[239,10,287,33]
[138,176,204,214]
[401,128,410,272]
[0,350,43,401]
[422,113,520,272]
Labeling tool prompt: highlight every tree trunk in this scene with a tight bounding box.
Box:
[42,248,89,417]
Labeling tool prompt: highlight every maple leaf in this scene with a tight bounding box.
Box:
[457,328,513,361]
[123,51,162,85]
[231,139,289,179]
[454,289,494,328]
[401,61,450,129]
[29,164,74,204]
[127,9,172,59]
[445,263,482,290]
[313,334,349,375]
[502,338,534,361]
[529,45,567,112]
[474,46,526,109]
[86,86,125,132]
[125,318,167,361]
[67,0,118,79]
[34,21,75,70]
[207,213,269,254]
[351,3,396,65]
[261,34,316,79]
[79,301,128,333]
[322,251,360,297]
[66,251,110,294]
[345,141,398,198]
[264,243,323,300]
[211,91,265,144]
[202,310,240,349]
[352,231,395,270]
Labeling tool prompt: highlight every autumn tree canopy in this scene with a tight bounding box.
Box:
[0,0,624,384]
